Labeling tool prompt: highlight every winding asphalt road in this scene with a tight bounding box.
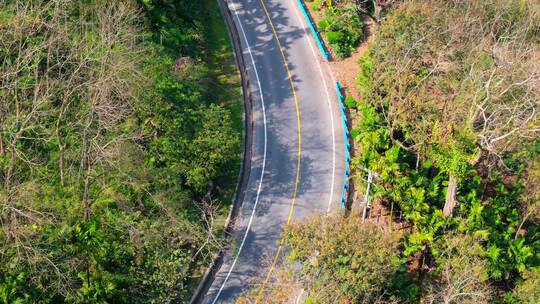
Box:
[203,0,345,302]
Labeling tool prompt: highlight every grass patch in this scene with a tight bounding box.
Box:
[187,1,243,289]
[202,0,243,219]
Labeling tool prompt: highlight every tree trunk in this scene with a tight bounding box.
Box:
[443,174,458,217]
[0,113,4,157]
[59,145,65,186]
[0,127,4,157]
[56,104,67,187]
[373,2,382,22]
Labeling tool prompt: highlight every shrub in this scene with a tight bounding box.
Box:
[506,268,540,304]
[422,234,495,304]
[248,215,417,304]
[316,3,364,58]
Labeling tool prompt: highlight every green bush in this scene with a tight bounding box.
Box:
[309,0,322,11]
[317,3,364,58]
[506,268,540,304]
[325,30,343,44]
[317,18,330,31]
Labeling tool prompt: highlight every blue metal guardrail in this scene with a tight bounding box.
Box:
[336,81,350,208]
[296,0,329,61]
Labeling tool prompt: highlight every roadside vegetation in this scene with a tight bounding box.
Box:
[0,0,241,303]
[239,215,497,303]
[249,0,539,303]
[308,0,364,58]
[306,0,395,58]
[352,0,539,293]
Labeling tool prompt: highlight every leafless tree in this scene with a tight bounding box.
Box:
[1,0,146,297]
[362,0,539,216]
[423,234,494,304]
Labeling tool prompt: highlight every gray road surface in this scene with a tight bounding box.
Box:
[204,0,345,302]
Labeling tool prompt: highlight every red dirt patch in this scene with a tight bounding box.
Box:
[329,18,377,100]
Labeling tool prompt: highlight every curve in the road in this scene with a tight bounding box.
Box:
[253,0,302,301]
[290,0,336,213]
[203,0,344,302]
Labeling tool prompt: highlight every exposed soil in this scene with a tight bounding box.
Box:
[350,195,413,233]
[307,7,377,99]
[328,17,377,100]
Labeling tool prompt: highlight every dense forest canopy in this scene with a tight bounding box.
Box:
[350,0,539,302]
[1,0,539,303]
[0,0,240,302]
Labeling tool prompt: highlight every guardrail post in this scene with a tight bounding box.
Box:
[361,170,373,223]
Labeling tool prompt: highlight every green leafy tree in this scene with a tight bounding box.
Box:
[349,0,539,299]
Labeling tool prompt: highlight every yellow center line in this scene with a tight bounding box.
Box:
[255,0,301,302]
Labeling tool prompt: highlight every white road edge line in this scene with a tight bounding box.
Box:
[290,1,336,213]
[211,1,268,303]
